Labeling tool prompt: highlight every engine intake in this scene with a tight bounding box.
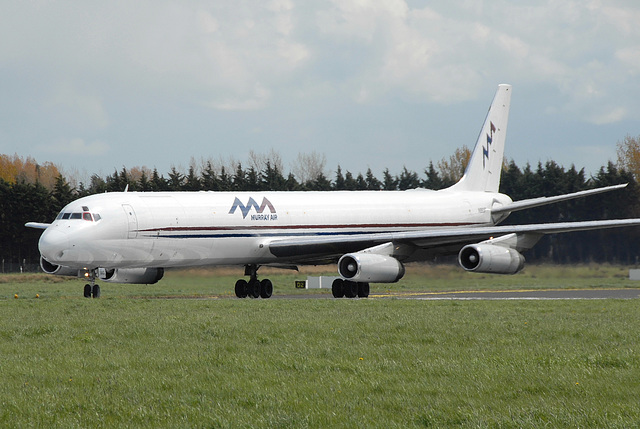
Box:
[98,268,164,284]
[40,257,79,277]
[338,253,405,283]
[458,244,525,274]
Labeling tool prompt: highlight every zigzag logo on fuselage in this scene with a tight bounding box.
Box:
[229,197,276,219]
[482,121,496,169]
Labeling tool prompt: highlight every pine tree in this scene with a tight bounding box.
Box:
[398,167,420,190]
[232,163,246,191]
[184,165,201,191]
[334,166,346,190]
[201,161,219,191]
[151,168,168,191]
[365,168,381,190]
[382,168,398,190]
[422,162,444,190]
[52,174,75,208]
[168,167,184,191]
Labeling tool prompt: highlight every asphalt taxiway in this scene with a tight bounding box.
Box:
[275,288,640,300]
[370,288,640,300]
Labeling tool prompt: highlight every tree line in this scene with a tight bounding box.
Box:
[2,141,640,271]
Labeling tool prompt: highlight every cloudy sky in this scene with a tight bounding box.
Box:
[1,0,639,183]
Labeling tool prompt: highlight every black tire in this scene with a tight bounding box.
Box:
[344,281,357,298]
[83,284,92,298]
[332,278,345,298]
[248,279,261,299]
[92,284,101,299]
[357,282,370,298]
[260,279,273,299]
[235,279,248,298]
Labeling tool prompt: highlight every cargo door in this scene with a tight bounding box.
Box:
[122,204,138,238]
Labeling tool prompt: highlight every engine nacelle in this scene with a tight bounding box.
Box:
[338,253,405,283]
[98,268,164,284]
[458,244,525,274]
[40,257,79,277]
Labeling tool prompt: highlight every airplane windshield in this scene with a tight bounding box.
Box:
[56,209,101,222]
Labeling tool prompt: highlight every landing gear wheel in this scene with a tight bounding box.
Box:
[235,279,248,298]
[84,284,92,298]
[332,278,345,298]
[260,279,273,299]
[357,282,370,298]
[92,284,101,299]
[248,279,261,299]
[344,281,358,298]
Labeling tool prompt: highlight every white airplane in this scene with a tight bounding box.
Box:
[26,84,640,299]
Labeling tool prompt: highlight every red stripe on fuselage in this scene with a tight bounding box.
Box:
[139,222,482,232]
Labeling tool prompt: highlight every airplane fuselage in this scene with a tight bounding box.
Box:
[39,190,512,270]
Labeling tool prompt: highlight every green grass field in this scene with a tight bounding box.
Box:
[1,263,635,300]
[1,265,639,427]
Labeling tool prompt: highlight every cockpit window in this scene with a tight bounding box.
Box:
[57,211,101,221]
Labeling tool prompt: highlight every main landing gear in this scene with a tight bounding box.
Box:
[331,278,369,298]
[234,264,273,299]
[83,270,101,298]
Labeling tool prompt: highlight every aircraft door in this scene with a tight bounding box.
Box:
[122,204,138,239]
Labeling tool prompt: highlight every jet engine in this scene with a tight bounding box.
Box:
[40,257,79,277]
[99,267,165,284]
[338,253,405,283]
[458,244,525,274]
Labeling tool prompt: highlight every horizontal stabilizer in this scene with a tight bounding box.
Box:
[492,183,628,215]
[25,222,51,230]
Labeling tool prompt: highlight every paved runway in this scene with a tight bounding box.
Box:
[275,288,640,300]
[371,288,640,300]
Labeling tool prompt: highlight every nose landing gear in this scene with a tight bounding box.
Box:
[83,270,101,298]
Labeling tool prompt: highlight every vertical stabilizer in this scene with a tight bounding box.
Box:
[449,84,511,192]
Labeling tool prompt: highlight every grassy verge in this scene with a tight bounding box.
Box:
[0,297,639,427]
[0,263,637,300]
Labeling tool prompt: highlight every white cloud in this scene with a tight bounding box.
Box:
[207,83,271,111]
[45,85,109,130]
[1,0,640,176]
[38,138,110,156]
[591,107,628,125]
[196,10,219,34]
[616,46,640,74]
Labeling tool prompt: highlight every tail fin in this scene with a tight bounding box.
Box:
[449,84,511,193]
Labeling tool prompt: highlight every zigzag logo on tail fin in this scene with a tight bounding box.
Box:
[483,122,496,169]
[448,84,511,193]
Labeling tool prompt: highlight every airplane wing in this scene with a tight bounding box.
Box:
[25,222,51,230]
[267,218,640,260]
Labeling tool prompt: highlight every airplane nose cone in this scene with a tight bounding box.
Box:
[39,228,69,262]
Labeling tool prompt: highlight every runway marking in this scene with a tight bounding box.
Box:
[369,289,552,298]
